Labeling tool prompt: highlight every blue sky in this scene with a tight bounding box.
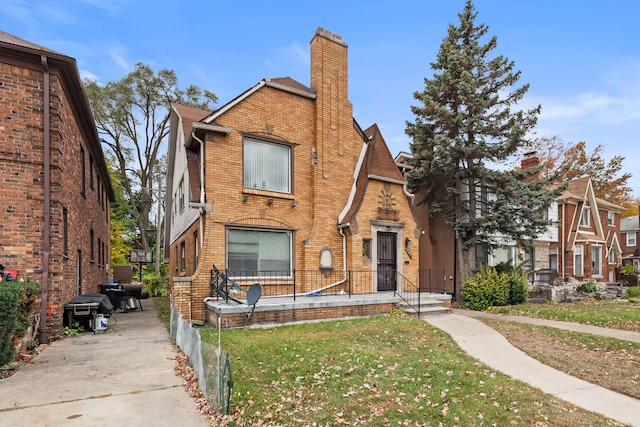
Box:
[3,0,640,196]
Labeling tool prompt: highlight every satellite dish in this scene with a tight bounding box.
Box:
[246,283,262,306]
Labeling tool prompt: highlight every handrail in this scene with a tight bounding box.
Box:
[394,271,421,316]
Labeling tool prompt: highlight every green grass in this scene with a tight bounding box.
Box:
[492,299,640,332]
[199,315,621,426]
[152,296,171,330]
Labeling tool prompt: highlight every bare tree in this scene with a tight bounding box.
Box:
[84,63,217,250]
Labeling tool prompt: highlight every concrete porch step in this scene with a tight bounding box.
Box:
[397,298,451,316]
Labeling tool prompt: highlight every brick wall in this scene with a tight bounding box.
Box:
[1,54,111,338]
[207,302,396,329]
[169,29,422,323]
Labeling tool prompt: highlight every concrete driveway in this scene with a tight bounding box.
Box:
[0,298,209,427]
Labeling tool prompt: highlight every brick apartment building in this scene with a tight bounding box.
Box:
[0,31,114,341]
[165,28,423,324]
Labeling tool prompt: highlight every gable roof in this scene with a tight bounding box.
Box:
[621,215,640,232]
[338,122,413,226]
[558,176,625,212]
[172,103,212,143]
[0,30,63,55]
[202,77,315,124]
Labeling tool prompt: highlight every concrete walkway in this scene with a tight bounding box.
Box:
[0,299,209,427]
[426,311,640,427]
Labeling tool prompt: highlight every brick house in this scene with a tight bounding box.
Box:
[395,151,559,293]
[165,28,423,325]
[0,31,114,341]
[620,213,640,282]
[552,176,623,283]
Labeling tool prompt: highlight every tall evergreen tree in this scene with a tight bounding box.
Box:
[406,0,560,297]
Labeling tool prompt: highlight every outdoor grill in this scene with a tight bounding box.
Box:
[98,283,148,311]
[63,293,114,333]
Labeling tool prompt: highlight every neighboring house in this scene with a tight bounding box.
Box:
[620,213,640,271]
[395,152,455,293]
[165,28,423,325]
[395,151,558,291]
[0,31,114,341]
[552,176,623,283]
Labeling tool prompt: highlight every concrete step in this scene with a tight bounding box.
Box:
[397,298,450,316]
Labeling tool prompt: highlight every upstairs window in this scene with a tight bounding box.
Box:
[579,206,590,227]
[178,177,185,212]
[80,146,86,197]
[627,232,637,247]
[243,138,291,193]
[608,211,615,226]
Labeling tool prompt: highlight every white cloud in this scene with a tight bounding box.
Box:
[109,45,131,73]
[80,69,99,82]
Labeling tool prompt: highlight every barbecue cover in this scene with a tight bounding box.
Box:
[64,293,114,316]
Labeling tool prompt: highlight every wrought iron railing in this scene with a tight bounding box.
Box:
[214,268,380,300]
[395,272,421,315]
[209,267,447,303]
[418,268,447,294]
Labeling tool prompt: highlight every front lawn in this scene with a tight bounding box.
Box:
[491,299,640,331]
[199,315,623,426]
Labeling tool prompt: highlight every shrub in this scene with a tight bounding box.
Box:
[494,261,531,305]
[576,281,600,293]
[627,286,640,298]
[0,280,41,365]
[462,265,510,311]
[620,264,636,276]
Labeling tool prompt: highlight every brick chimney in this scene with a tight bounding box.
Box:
[309,27,354,176]
[520,151,540,182]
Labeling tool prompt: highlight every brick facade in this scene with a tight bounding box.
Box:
[0,32,114,340]
[166,29,422,324]
[552,177,623,283]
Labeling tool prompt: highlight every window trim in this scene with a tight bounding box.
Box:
[178,177,185,213]
[226,226,293,279]
[579,206,590,227]
[574,244,584,276]
[627,232,637,247]
[180,241,186,272]
[592,245,602,277]
[242,136,293,194]
[63,207,69,258]
[607,211,615,226]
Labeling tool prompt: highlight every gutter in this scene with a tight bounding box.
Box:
[39,55,50,344]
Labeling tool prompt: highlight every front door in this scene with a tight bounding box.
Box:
[377,232,397,291]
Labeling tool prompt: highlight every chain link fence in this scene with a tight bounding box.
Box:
[170,306,232,414]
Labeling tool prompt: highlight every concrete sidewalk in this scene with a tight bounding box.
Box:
[426,313,640,427]
[454,308,640,343]
[0,299,209,427]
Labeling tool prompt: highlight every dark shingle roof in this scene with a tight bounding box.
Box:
[339,123,408,225]
[0,30,64,55]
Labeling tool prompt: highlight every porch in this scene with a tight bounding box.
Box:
[201,268,452,329]
[171,268,452,329]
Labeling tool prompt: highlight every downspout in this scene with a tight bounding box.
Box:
[191,132,206,259]
[561,203,565,279]
[39,55,50,344]
[306,224,348,295]
[191,132,205,204]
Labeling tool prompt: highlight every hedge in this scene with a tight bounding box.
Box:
[0,280,42,365]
